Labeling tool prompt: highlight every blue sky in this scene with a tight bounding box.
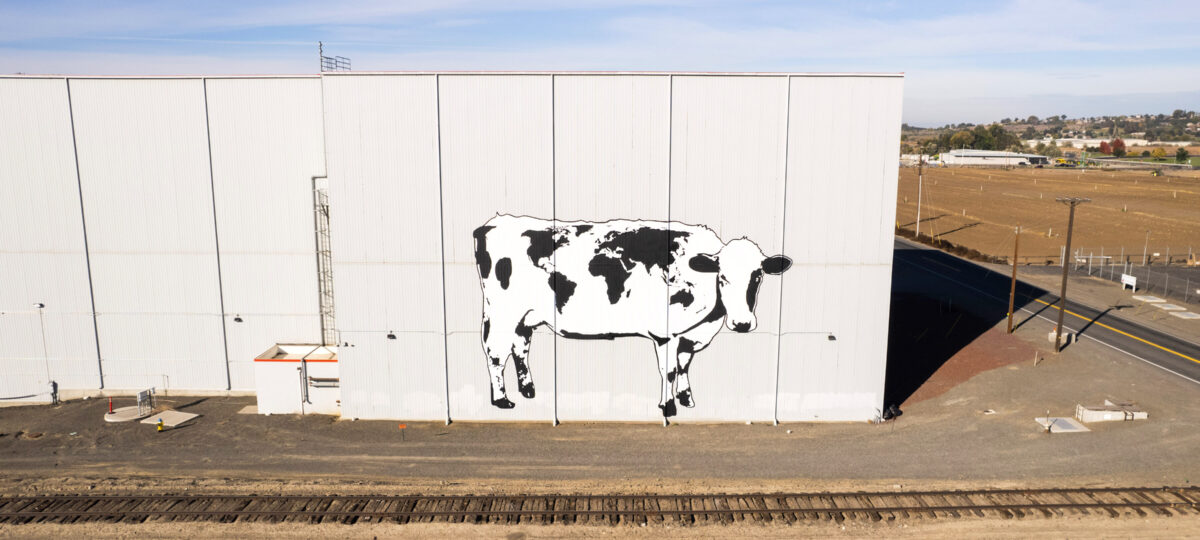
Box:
[3,0,1198,126]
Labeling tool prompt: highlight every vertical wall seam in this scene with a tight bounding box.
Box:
[551,74,559,426]
[65,77,105,390]
[201,78,233,391]
[665,74,673,348]
[774,75,792,425]
[435,74,452,425]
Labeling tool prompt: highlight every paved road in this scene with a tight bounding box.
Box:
[893,237,1200,386]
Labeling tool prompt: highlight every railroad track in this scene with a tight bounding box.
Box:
[1,487,1196,525]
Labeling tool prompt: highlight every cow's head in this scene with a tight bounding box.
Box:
[688,238,792,333]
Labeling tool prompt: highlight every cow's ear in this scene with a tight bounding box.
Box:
[761,255,792,275]
[688,253,720,273]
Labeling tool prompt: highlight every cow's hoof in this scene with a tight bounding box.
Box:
[491,397,516,409]
[677,389,694,408]
[519,384,536,399]
[659,399,677,418]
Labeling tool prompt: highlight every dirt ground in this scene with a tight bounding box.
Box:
[896,167,1200,261]
[2,308,1198,497]
[6,515,1200,539]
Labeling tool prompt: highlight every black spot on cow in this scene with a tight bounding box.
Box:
[522,229,568,268]
[746,269,763,310]
[548,272,577,313]
[597,228,690,274]
[515,320,534,341]
[670,289,694,307]
[495,258,512,289]
[574,224,592,236]
[482,318,491,341]
[472,225,494,279]
[660,398,677,417]
[587,254,631,304]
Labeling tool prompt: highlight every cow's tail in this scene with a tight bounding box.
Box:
[473,225,495,280]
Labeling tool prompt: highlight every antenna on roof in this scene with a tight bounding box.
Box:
[318,41,351,72]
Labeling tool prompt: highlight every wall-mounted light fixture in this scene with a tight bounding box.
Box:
[827,334,837,341]
[33,303,45,309]
[386,331,396,340]
[233,315,243,323]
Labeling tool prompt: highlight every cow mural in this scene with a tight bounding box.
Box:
[472,214,791,422]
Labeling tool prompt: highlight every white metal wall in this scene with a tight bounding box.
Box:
[324,72,902,422]
[69,79,229,391]
[1,72,901,420]
[554,75,671,421]
[322,75,448,420]
[205,77,326,390]
[777,76,903,421]
[0,78,100,401]
[439,75,556,421]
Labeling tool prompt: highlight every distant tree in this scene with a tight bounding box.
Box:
[949,130,974,149]
[1099,141,1112,155]
[1035,142,1047,154]
[1111,138,1126,157]
[1043,145,1063,158]
[1142,150,1151,157]
[1021,126,1038,139]
[1027,115,1040,124]
[1177,147,1190,163]
[1173,109,1186,119]
[1151,147,1167,160]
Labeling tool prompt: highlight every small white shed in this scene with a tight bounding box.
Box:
[254,344,340,415]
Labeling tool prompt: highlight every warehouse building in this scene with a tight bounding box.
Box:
[1,72,903,423]
[940,149,1048,166]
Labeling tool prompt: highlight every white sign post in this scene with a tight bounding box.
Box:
[1121,273,1137,292]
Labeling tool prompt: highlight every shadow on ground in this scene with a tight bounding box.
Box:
[884,242,1049,410]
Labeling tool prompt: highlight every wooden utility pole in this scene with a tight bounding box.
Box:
[1007,225,1020,333]
[1054,197,1090,352]
[915,154,924,239]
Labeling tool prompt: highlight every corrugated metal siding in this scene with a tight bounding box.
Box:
[776,76,903,421]
[205,77,325,390]
[439,75,557,421]
[554,75,670,421]
[69,78,228,391]
[668,76,789,421]
[1,72,902,421]
[322,74,448,420]
[0,79,100,399]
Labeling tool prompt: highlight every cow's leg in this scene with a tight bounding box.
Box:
[511,321,536,399]
[654,339,678,423]
[676,318,723,408]
[675,346,695,408]
[481,315,516,409]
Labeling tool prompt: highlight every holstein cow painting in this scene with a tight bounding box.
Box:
[472,214,791,422]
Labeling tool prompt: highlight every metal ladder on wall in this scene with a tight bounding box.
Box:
[312,176,338,346]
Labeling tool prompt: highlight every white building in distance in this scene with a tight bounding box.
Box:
[941,149,1048,166]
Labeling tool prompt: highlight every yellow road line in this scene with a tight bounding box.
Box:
[1032,298,1200,365]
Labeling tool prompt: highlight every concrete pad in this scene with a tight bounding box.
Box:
[1034,417,1090,433]
[103,406,150,423]
[237,405,258,415]
[1154,303,1185,311]
[1170,312,1200,320]
[140,410,199,428]
[1132,295,1164,303]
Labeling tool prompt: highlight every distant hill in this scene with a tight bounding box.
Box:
[901,110,1197,155]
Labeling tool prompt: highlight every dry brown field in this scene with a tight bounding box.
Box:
[896,166,1200,262]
